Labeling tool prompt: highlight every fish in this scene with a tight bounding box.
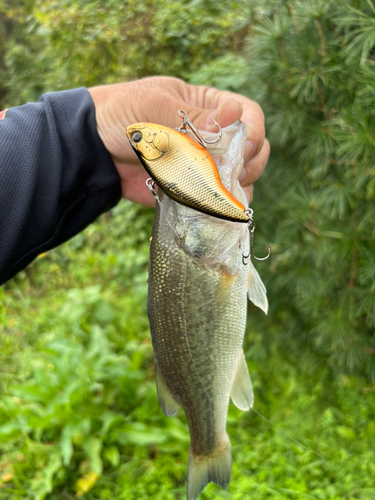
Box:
[126,122,249,223]
[147,121,268,500]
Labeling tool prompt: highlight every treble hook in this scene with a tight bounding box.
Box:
[178,110,222,148]
[146,177,160,201]
[240,208,271,265]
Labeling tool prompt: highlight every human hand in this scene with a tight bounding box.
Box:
[88,77,270,206]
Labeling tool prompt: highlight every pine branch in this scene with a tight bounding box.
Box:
[315,18,327,57]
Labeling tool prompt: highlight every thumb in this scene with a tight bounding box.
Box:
[184,98,244,132]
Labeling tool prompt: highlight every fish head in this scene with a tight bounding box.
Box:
[126,123,169,161]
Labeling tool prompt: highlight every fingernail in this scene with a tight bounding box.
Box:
[206,110,216,129]
[244,140,254,161]
[239,168,247,184]
[208,99,243,129]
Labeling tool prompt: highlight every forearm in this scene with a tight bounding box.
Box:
[0,88,121,285]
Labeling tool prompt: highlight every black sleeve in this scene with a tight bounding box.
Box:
[0,87,122,285]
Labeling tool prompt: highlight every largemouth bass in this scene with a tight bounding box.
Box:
[126,122,249,222]
[147,121,268,500]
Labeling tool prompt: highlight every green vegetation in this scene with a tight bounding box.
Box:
[1,1,374,498]
[2,203,375,499]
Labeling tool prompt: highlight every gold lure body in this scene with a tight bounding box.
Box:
[126,123,249,223]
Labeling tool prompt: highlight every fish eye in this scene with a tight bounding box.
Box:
[132,132,143,143]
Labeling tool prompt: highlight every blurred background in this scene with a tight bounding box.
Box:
[1,0,374,498]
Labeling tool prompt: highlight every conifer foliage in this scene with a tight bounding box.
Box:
[238,0,375,380]
[1,2,375,497]
[0,0,374,380]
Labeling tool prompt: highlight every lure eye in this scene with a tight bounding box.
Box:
[132,132,143,143]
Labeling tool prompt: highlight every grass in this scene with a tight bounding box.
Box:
[1,201,374,500]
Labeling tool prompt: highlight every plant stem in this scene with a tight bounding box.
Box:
[316,18,327,57]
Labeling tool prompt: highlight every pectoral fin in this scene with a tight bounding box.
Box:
[230,351,253,411]
[247,260,268,315]
[155,361,180,417]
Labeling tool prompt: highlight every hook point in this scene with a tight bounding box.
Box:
[253,243,271,262]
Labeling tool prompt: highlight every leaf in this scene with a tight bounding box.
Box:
[83,437,103,475]
[60,424,75,466]
[113,423,167,446]
[336,426,356,440]
[31,452,62,500]
[103,445,120,467]
[75,471,99,498]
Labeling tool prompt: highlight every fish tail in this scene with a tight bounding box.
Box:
[187,435,231,500]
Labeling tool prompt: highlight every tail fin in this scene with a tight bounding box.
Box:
[187,436,231,500]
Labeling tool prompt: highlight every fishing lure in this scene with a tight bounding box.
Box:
[126,111,270,261]
[126,112,251,223]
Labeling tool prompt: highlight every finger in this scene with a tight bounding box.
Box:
[242,183,254,205]
[206,98,243,129]
[239,139,270,187]
[191,86,266,158]
[116,163,156,207]
[183,97,243,133]
[242,104,265,158]
[141,81,264,159]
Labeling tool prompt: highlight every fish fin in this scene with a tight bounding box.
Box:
[187,436,231,500]
[230,350,253,411]
[247,260,268,315]
[154,362,180,417]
